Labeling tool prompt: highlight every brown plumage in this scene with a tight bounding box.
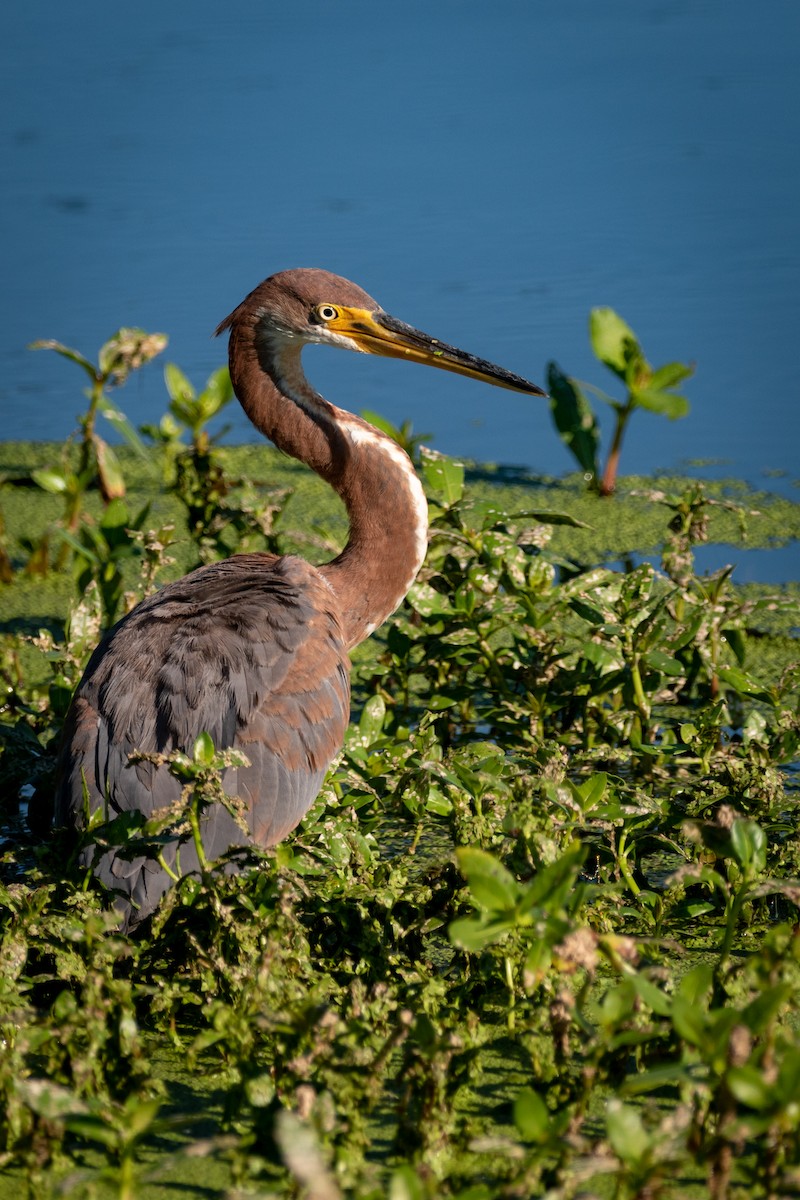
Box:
[54,268,545,927]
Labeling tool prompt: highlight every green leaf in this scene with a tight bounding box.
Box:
[622,1062,694,1095]
[448,915,514,952]
[407,582,453,617]
[574,772,608,810]
[123,1097,162,1138]
[193,731,216,765]
[522,842,585,909]
[513,508,592,529]
[57,528,100,564]
[671,994,709,1046]
[63,1114,120,1149]
[389,1165,426,1200]
[421,451,464,506]
[631,386,689,419]
[455,847,520,912]
[513,1087,551,1141]
[96,392,152,461]
[29,339,98,382]
[424,784,452,816]
[523,939,553,987]
[649,361,694,389]
[545,362,600,477]
[94,437,126,499]
[726,1065,772,1111]
[724,626,747,665]
[14,1078,88,1121]
[244,1074,275,1109]
[362,409,402,442]
[717,665,772,702]
[99,497,131,533]
[201,365,233,414]
[580,642,624,673]
[31,468,69,494]
[439,627,480,646]
[741,983,792,1034]
[359,694,386,744]
[643,650,684,676]
[605,1099,650,1165]
[629,972,672,1017]
[165,362,196,412]
[730,818,767,876]
[589,308,643,380]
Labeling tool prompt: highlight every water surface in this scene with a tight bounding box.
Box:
[2,1,799,502]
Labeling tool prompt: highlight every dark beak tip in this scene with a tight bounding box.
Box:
[518,380,548,398]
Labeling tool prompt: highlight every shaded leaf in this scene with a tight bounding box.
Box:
[545,362,600,477]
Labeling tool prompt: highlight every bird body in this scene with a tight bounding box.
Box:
[54,268,544,926]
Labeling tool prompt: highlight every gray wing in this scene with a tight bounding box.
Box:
[54,554,350,925]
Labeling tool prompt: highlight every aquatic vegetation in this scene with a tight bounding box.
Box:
[0,342,799,1198]
[548,307,693,495]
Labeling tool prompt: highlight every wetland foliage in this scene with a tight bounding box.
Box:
[1,331,799,1198]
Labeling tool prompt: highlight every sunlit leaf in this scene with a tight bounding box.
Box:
[513,508,592,528]
[359,694,386,744]
[407,581,453,617]
[605,1099,650,1164]
[513,1087,551,1141]
[31,468,69,494]
[455,847,520,912]
[717,665,772,702]
[95,437,126,500]
[730,818,767,876]
[575,775,621,819]
[643,649,684,676]
[649,361,694,389]
[421,451,464,506]
[97,392,152,461]
[631,386,689,419]
[629,972,672,1017]
[448,914,514,951]
[726,1065,773,1111]
[29,338,98,381]
[193,731,216,765]
[589,308,643,380]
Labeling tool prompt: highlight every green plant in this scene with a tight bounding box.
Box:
[28,329,166,571]
[1,308,799,1198]
[548,307,693,495]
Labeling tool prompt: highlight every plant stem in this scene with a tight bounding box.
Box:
[599,399,634,496]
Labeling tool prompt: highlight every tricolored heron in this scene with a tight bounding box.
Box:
[55,268,545,927]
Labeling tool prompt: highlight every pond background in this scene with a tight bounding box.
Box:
[1,0,798,495]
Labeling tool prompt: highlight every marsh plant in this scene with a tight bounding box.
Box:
[0,327,798,1198]
[547,307,693,495]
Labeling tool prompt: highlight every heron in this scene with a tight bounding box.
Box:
[54,268,545,927]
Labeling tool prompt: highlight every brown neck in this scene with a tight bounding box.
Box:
[227,317,428,650]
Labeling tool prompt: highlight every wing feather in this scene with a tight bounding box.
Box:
[54,553,350,925]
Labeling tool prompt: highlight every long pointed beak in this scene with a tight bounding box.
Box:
[326,307,547,397]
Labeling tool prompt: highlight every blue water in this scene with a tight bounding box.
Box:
[2,1,799,504]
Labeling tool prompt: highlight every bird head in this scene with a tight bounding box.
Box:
[217,268,546,397]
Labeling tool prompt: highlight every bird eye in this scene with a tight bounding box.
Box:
[315,304,339,322]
